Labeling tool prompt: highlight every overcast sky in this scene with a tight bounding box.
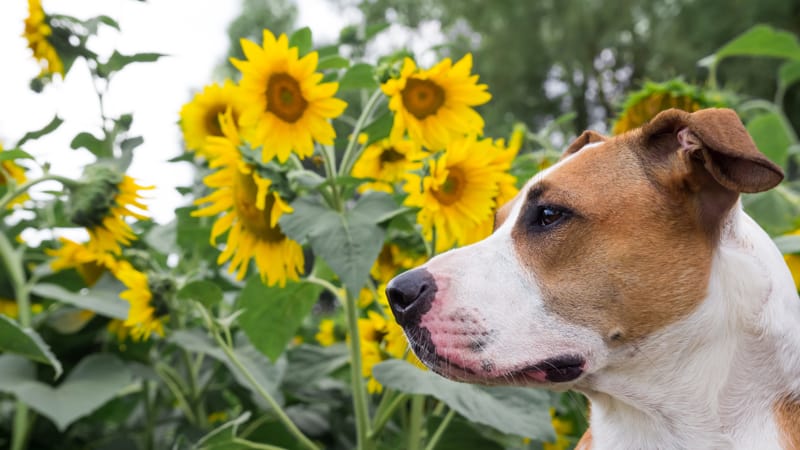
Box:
[0,0,444,230]
[0,0,353,225]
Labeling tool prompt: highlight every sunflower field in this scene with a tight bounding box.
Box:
[2,1,800,450]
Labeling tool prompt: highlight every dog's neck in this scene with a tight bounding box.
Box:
[577,206,800,449]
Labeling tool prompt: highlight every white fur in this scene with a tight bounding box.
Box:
[578,205,800,449]
[411,141,800,447]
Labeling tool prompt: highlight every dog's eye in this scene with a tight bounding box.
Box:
[532,206,569,229]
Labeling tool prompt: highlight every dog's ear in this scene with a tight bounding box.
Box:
[644,108,783,193]
[561,130,606,160]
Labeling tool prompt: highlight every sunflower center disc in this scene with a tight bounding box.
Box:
[432,167,466,206]
[402,78,445,120]
[266,73,308,123]
[379,147,405,166]
[233,169,286,243]
[204,103,226,137]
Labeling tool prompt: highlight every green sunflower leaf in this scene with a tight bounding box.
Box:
[317,55,350,71]
[703,25,800,66]
[16,115,64,147]
[779,60,800,93]
[0,353,131,431]
[280,195,389,294]
[373,359,555,440]
[31,283,129,320]
[289,27,313,57]
[97,51,164,78]
[177,280,223,308]
[339,63,379,91]
[0,149,35,162]
[773,234,800,254]
[361,110,393,146]
[70,131,111,157]
[743,184,800,236]
[0,315,62,378]
[746,112,794,169]
[237,277,321,361]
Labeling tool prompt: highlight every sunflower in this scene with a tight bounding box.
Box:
[23,0,64,78]
[315,319,337,346]
[179,80,247,156]
[46,237,117,286]
[382,55,491,150]
[370,244,427,285]
[0,144,29,208]
[461,134,521,245]
[113,261,165,341]
[231,29,347,163]
[67,166,152,256]
[352,136,426,193]
[404,136,508,252]
[543,408,575,450]
[612,79,728,135]
[193,110,304,286]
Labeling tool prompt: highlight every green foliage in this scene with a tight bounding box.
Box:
[0,354,131,431]
[0,316,62,378]
[373,360,555,440]
[5,3,800,450]
[237,278,322,361]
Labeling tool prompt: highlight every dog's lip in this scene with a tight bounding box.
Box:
[513,354,586,383]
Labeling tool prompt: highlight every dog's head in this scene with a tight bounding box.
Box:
[386,108,783,388]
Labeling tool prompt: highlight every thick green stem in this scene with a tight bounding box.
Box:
[369,392,409,438]
[212,328,320,450]
[408,395,425,450]
[0,174,79,211]
[0,230,34,450]
[10,404,30,450]
[319,144,344,211]
[344,289,373,450]
[424,409,455,450]
[143,381,156,450]
[339,89,385,177]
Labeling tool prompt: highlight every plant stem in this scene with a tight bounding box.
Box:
[319,144,344,211]
[0,174,80,211]
[423,409,455,450]
[143,381,156,450]
[211,328,320,450]
[0,231,35,450]
[369,392,409,438]
[10,404,30,450]
[339,89,384,177]
[304,276,343,301]
[408,395,425,450]
[344,289,373,450]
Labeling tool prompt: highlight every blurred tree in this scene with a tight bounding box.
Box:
[340,0,800,134]
[215,0,298,79]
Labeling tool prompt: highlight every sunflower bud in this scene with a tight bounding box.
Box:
[147,272,176,318]
[67,164,123,228]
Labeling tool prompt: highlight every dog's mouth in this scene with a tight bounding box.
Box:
[511,354,586,383]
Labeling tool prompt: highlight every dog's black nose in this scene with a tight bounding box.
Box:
[386,268,436,327]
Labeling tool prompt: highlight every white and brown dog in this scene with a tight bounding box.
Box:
[386,108,800,449]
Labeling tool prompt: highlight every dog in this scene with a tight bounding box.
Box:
[386,108,800,449]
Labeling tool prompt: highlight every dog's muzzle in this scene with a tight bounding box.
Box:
[385,268,437,328]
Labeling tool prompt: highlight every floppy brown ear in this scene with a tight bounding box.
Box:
[644,108,783,193]
[561,130,607,160]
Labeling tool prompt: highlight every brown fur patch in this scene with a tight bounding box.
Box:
[575,428,593,450]
[511,133,715,342]
[775,394,800,449]
[493,191,521,231]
